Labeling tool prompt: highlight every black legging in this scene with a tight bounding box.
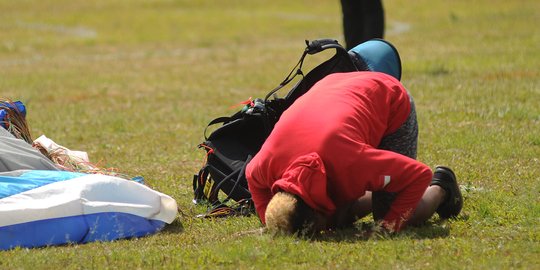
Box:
[340,0,385,50]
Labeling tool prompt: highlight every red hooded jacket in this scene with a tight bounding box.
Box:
[245,72,432,231]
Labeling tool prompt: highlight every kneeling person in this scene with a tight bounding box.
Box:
[245,71,462,235]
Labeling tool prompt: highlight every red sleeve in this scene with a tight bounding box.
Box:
[347,147,432,232]
[380,166,432,232]
[245,159,273,224]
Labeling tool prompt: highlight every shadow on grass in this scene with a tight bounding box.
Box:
[313,219,458,243]
[161,217,185,234]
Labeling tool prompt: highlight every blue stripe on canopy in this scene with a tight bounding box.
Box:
[0,212,167,250]
[0,170,85,199]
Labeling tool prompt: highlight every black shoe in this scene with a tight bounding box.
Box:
[431,166,463,219]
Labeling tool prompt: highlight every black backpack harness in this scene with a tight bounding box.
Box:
[192,39,363,218]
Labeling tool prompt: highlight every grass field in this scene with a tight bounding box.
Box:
[1,0,539,269]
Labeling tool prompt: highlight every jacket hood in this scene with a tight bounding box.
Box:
[271,152,336,216]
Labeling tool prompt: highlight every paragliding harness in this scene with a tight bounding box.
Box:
[193,39,361,218]
[193,37,404,218]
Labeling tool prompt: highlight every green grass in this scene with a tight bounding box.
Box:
[1,0,539,268]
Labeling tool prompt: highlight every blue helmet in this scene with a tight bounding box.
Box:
[348,39,402,81]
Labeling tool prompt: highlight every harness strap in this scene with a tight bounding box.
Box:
[221,155,252,205]
[204,116,232,140]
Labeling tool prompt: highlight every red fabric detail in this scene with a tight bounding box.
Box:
[229,97,253,109]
